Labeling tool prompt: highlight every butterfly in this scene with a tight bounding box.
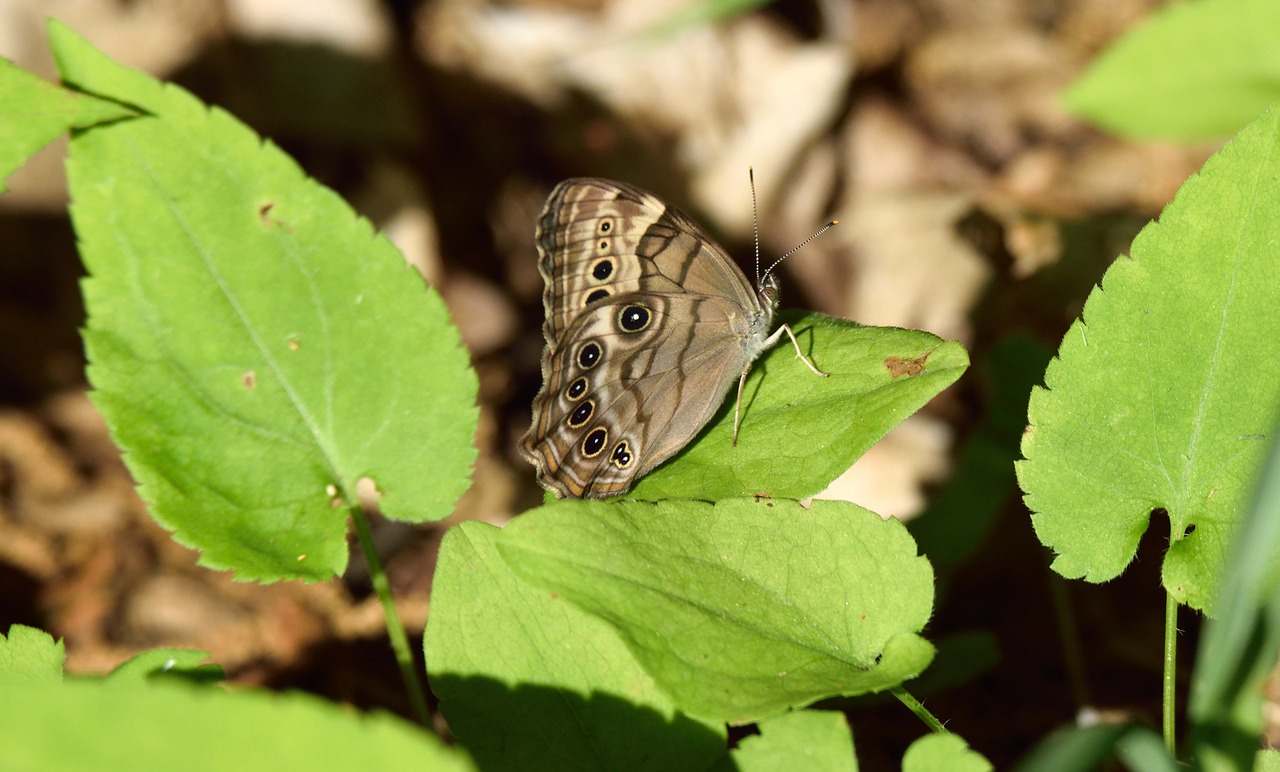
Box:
[520,178,827,498]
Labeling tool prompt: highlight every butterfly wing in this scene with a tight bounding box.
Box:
[522,178,774,498]
[533,178,761,344]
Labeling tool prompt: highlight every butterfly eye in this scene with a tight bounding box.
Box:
[610,441,634,469]
[581,427,608,457]
[584,288,610,305]
[590,259,614,281]
[567,399,594,428]
[576,342,602,370]
[617,305,651,333]
[565,377,588,400]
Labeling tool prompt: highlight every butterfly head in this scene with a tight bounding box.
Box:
[756,270,781,311]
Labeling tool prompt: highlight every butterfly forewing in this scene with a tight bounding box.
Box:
[522,178,776,499]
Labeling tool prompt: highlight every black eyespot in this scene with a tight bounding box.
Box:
[577,342,602,370]
[599,220,612,233]
[568,400,594,428]
[591,259,613,281]
[566,377,588,400]
[599,240,609,251]
[610,441,633,469]
[618,305,651,333]
[585,288,610,305]
[582,427,607,457]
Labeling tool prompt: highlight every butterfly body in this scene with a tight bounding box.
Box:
[521,178,817,499]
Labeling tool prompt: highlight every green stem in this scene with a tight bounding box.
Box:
[892,686,948,734]
[351,505,431,727]
[1048,574,1092,710]
[1163,590,1179,756]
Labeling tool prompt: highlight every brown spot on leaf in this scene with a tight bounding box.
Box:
[241,371,256,388]
[885,352,931,377]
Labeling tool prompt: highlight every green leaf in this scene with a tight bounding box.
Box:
[425,521,726,771]
[1062,0,1280,140]
[1190,422,1280,771]
[49,22,478,581]
[498,498,935,722]
[1014,722,1174,772]
[0,55,135,192]
[107,648,223,685]
[903,733,992,772]
[642,0,777,38]
[0,625,64,683]
[631,315,969,501]
[1255,750,1280,772]
[0,678,472,771]
[730,710,856,771]
[1017,103,1280,611]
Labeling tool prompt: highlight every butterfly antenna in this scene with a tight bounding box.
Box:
[750,167,761,284]
[762,218,839,280]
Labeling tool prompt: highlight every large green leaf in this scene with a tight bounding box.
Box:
[0,624,458,769]
[0,56,134,191]
[498,498,935,722]
[631,315,968,500]
[1,678,471,771]
[50,21,477,581]
[424,521,726,771]
[1063,0,1280,140]
[1017,103,1280,611]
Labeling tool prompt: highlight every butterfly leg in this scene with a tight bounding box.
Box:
[732,366,750,447]
[771,323,829,377]
[733,324,827,446]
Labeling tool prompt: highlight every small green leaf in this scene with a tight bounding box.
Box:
[1018,103,1280,611]
[1063,0,1280,140]
[49,22,478,581]
[730,710,856,771]
[632,315,969,500]
[0,625,64,683]
[1,678,472,771]
[425,520,726,771]
[903,733,992,772]
[642,0,776,38]
[498,498,935,722]
[1015,722,1173,772]
[0,56,135,191]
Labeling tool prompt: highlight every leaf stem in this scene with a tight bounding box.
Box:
[1163,590,1178,756]
[351,504,432,727]
[892,686,948,733]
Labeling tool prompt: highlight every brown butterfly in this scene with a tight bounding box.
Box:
[521,178,827,498]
